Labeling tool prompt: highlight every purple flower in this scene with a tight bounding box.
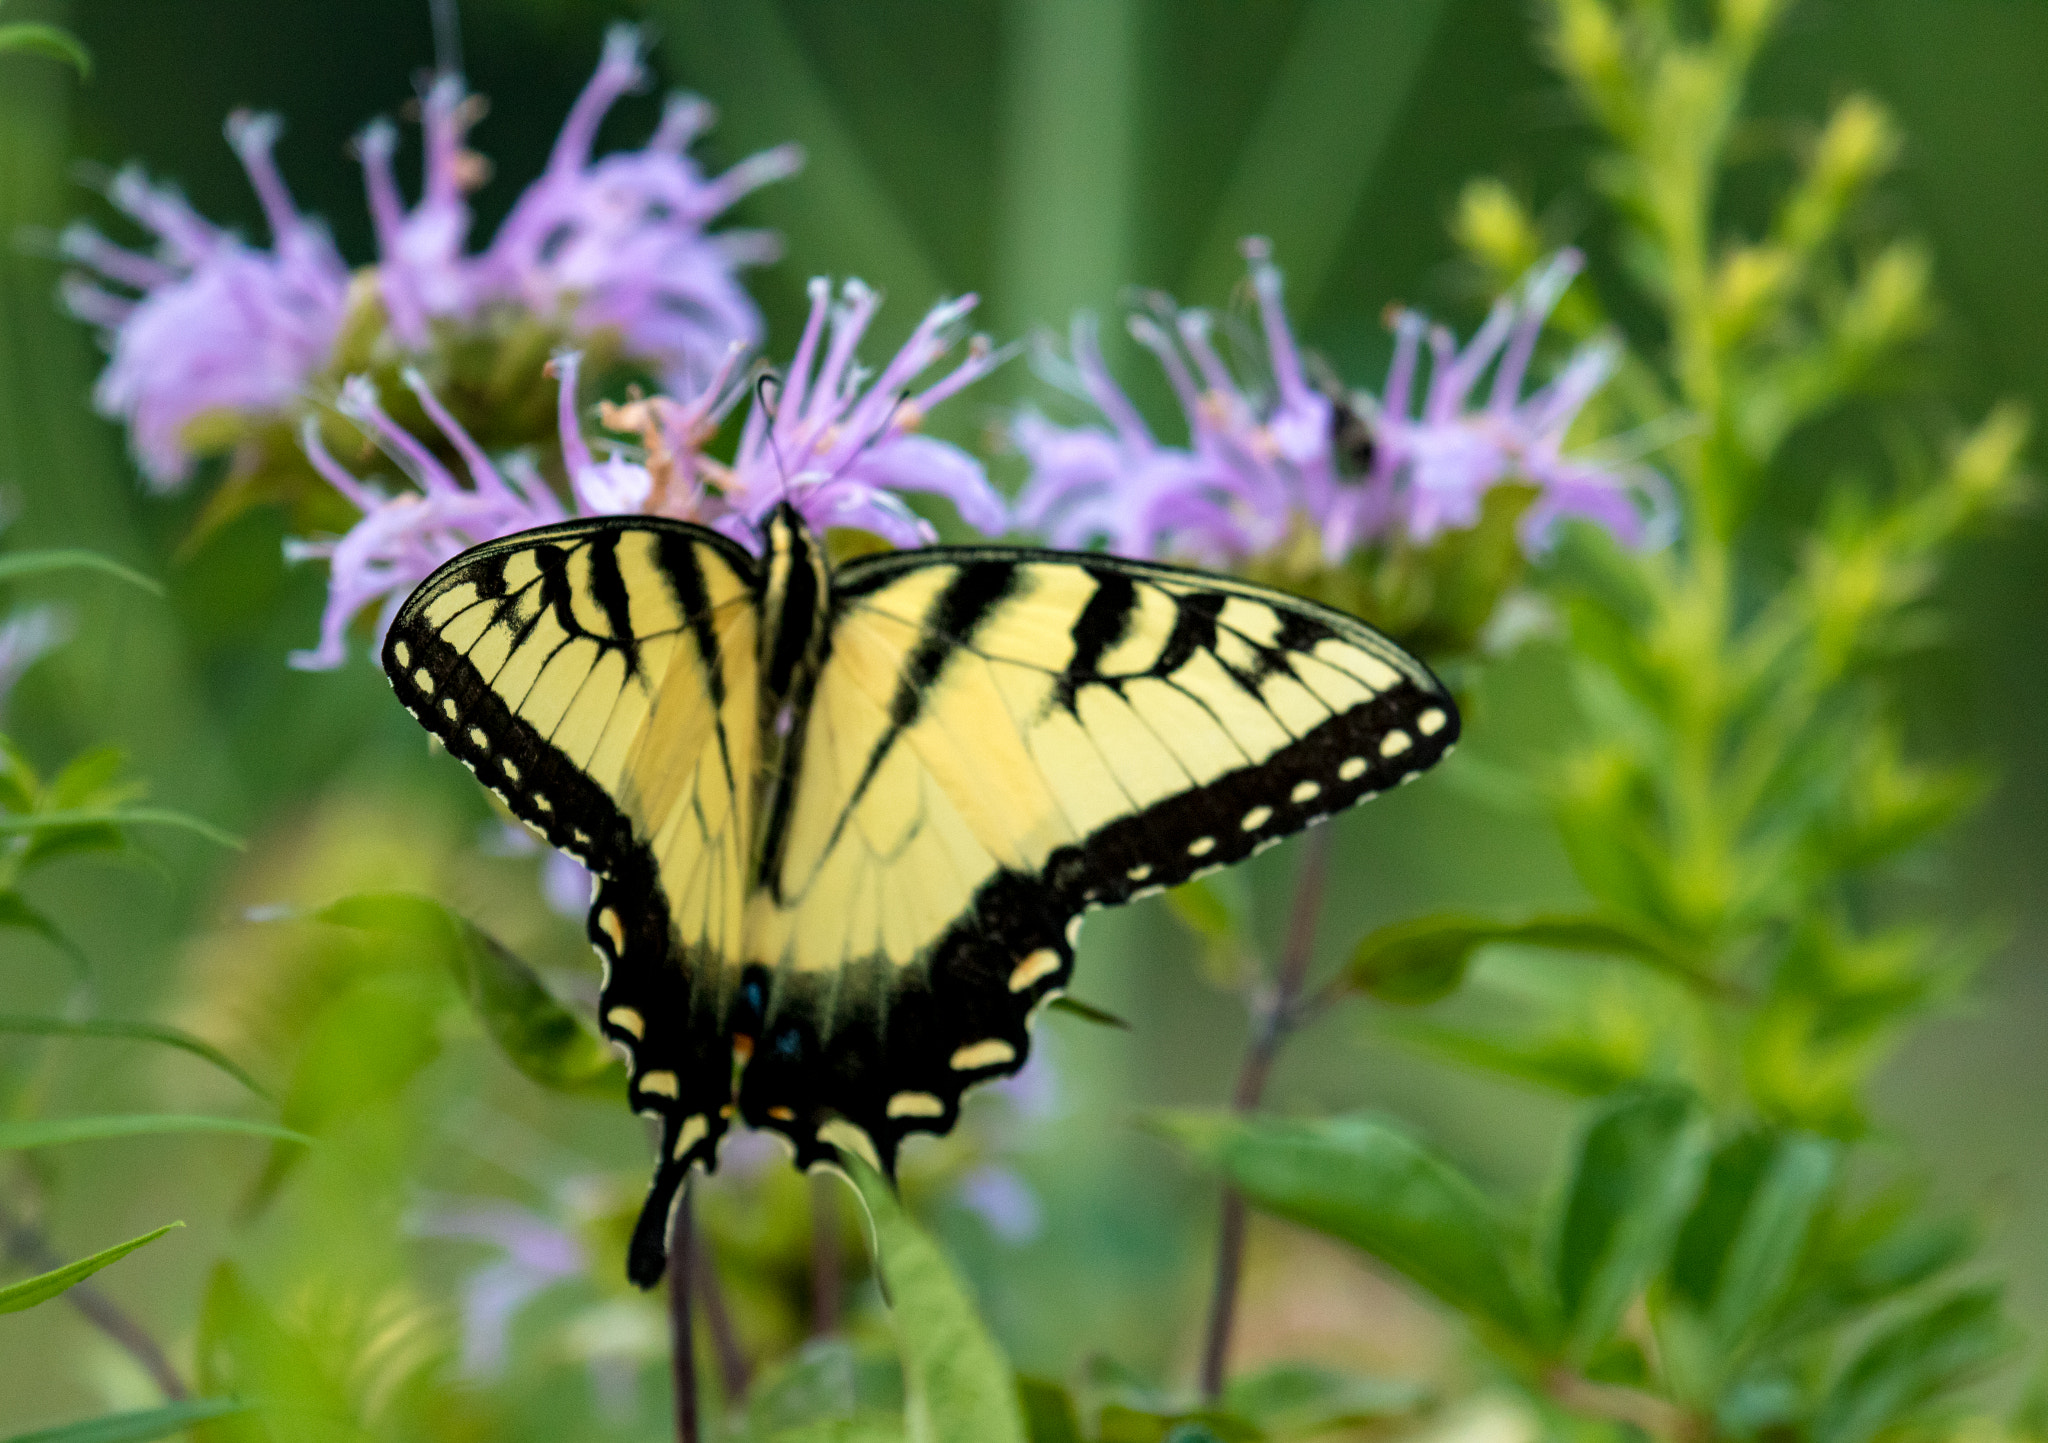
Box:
[954,1164,1043,1245]
[1365,250,1668,552]
[1014,241,1664,566]
[0,606,67,718]
[712,278,1011,548]
[355,74,481,348]
[472,26,802,393]
[286,370,573,670]
[61,113,349,489]
[290,281,1009,668]
[577,279,1012,552]
[65,27,799,491]
[412,1197,587,1377]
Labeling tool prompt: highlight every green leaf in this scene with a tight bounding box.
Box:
[1345,911,1705,1005]
[748,1338,905,1439]
[1814,1289,2015,1443]
[1222,1362,1428,1437]
[1015,1378,1083,1443]
[1165,875,1244,942]
[45,747,136,809]
[316,893,620,1095]
[0,1114,311,1151]
[0,1016,269,1099]
[0,807,241,851]
[0,891,87,970]
[838,1150,1027,1443]
[1387,1020,1648,1096]
[1153,1110,1532,1336]
[0,21,88,75]
[1670,1130,1838,1352]
[0,1223,179,1314]
[2,1401,247,1443]
[0,549,151,591]
[1553,1087,1711,1359]
[1044,995,1130,1030]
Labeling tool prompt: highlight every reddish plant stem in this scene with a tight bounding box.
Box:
[0,1202,188,1401]
[1196,822,1335,1401]
[810,1170,842,1336]
[691,1224,751,1403]
[667,1186,700,1443]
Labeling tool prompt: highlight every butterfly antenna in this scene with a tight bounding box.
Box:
[755,370,794,508]
[817,388,912,493]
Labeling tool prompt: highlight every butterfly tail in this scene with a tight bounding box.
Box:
[627,1150,692,1289]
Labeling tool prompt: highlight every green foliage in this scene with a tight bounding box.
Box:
[0,551,158,592]
[1552,1087,1711,1360]
[1344,910,1704,1004]
[1159,6,2028,1441]
[0,725,238,967]
[0,7,88,78]
[0,1222,179,1314]
[1,1402,248,1443]
[0,1016,270,1099]
[1219,1362,1427,1438]
[314,893,620,1095]
[0,1114,311,1151]
[840,1151,1027,1443]
[1155,1111,1532,1338]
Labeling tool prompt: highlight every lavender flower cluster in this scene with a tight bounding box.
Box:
[63,25,798,491]
[60,29,1664,683]
[1015,243,1665,567]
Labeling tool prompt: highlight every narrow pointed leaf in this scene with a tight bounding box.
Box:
[1154,1110,1532,1337]
[2,1400,247,1443]
[1554,1087,1711,1359]
[0,1016,269,1099]
[0,892,86,969]
[1710,1134,1839,1348]
[1044,995,1130,1030]
[0,1115,311,1151]
[1814,1289,2014,1443]
[1345,911,1709,1005]
[0,807,240,850]
[0,1223,179,1313]
[838,1150,1027,1443]
[0,549,152,590]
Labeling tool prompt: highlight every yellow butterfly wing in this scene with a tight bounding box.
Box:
[382,519,760,1211]
[733,547,1458,1172]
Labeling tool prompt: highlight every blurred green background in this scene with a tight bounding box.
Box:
[1,0,2043,1425]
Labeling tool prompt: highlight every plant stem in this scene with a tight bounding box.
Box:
[692,1224,752,1403]
[810,1169,841,1336]
[0,1201,188,1401]
[667,1185,700,1443]
[1197,822,1335,1400]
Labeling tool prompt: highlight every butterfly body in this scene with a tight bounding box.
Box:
[384,503,1458,1285]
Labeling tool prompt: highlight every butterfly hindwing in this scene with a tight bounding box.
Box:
[731,546,1458,1171]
